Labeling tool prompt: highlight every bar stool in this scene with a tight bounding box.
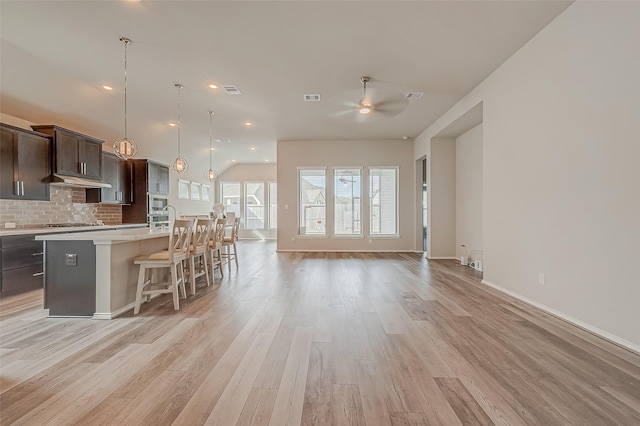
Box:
[221,217,240,274]
[208,218,225,279]
[133,219,194,314]
[187,218,214,293]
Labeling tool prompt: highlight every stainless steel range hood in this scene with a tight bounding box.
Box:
[50,174,112,189]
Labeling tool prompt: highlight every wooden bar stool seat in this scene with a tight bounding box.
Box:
[133,219,194,314]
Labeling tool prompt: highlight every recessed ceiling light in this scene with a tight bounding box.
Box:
[102,85,113,91]
[168,122,176,127]
[250,147,256,151]
[402,136,410,140]
[244,122,253,127]
[265,159,269,162]
[231,159,236,162]
[210,147,215,151]
[208,84,218,89]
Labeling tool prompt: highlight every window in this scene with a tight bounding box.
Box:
[244,182,265,229]
[334,168,361,235]
[269,182,277,229]
[369,167,398,235]
[221,182,241,217]
[299,169,326,235]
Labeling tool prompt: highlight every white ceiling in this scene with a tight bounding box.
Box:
[0,1,572,179]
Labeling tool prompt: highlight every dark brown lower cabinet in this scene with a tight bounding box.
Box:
[0,234,44,297]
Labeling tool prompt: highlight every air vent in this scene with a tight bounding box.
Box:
[215,138,231,143]
[304,94,321,102]
[404,92,424,100]
[223,85,242,95]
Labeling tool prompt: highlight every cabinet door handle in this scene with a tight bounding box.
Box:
[15,181,20,196]
[20,181,25,196]
[32,252,44,256]
[32,272,44,277]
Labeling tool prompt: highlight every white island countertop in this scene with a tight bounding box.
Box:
[1,223,148,237]
[36,227,170,244]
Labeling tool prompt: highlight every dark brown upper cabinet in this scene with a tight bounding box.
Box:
[31,125,103,180]
[86,152,132,204]
[147,161,169,195]
[0,123,51,201]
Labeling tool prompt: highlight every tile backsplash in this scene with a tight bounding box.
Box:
[0,187,122,228]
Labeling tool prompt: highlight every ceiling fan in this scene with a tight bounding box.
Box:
[330,76,409,121]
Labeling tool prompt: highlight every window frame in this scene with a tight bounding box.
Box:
[368,166,399,237]
[332,167,363,237]
[244,181,265,230]
[268,181,277,229]
[297,167,328,238]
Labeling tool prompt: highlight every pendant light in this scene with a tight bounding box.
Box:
[358,76,372,115]
[172,83,188,173]
[113,37,138,159]
[205,111,218,181]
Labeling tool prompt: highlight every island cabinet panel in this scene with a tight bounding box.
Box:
[86,152,131,204]
[0,123,51,201]
[31,125,103,180]
[0,234,44,297]
[45,240,96,316]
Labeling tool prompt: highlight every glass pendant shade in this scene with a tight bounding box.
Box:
[114,137,137,158]
[205,111,216,181]
[173,83,188,174]
[205,168,218,181]
[173,157,188,173]
[113,37,138,160]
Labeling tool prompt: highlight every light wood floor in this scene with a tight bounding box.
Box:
[1,241,640,425]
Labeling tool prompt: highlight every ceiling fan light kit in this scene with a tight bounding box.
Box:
[358,76,373,114]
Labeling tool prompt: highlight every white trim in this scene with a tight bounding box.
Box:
[481,279,640,356]
[93,301,135,320]
[295,235,329,239]
[332,234,365,239]
[276,249,416,253]
[369,234,400,239]
[92,312,115,320]
[427,256,457,260]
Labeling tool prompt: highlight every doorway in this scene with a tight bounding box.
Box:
[422,158,428,251]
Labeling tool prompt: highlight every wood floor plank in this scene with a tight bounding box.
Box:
[434,377,495,426]
[268,326,313,426]
[236,388,278,426]
[1,242,639,425]
[204,332,276,426]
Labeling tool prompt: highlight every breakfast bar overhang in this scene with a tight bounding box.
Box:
[37,228,170,319]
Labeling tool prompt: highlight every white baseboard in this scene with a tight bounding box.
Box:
[275,249,416,253]
[481,279,640,355]
[93,302,134,320]
[427,256,457,260]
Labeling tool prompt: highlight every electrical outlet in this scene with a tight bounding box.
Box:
[538,273,546,285]
[4,222,16,229]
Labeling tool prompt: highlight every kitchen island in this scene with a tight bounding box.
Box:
[37,227,170,319]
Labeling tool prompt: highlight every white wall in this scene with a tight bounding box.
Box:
[456,124,483,262]
[415,2,640,349]
[428,138,456,258]
[277,139,415,252]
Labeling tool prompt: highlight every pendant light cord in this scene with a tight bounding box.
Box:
[124,39,128,139]
[209,111,214,170]
[176,83,182,157]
